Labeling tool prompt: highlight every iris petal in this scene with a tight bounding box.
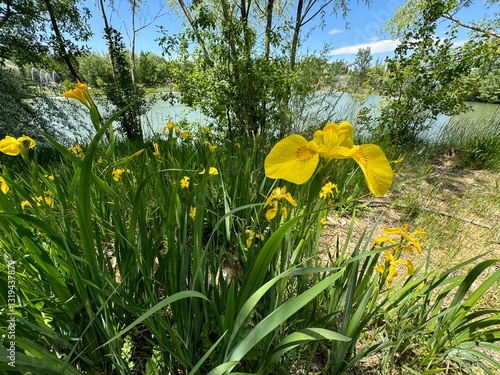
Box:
[264,135,319,184]
[348,144,394,197]
[0,136,21,156]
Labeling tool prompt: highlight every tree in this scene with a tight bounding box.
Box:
[366,59,385,92]
[346,47,373,92]
[103,27,147,142]
[352,48,372,80]
[78,52,113,88]
[88,0,171,142]
[376,0,495,145]
[0,0,91,79]
[137,52,169,87]
[165,0,371,139]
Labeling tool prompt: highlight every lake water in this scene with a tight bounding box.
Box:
[142,93,500,135]
[51,92,500,143]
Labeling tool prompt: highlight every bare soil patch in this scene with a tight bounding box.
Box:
[317,151,500,374]
[322,151,500,274]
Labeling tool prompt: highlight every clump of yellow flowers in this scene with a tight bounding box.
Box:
[68,144,85,158]
[180,176,190,189]
[374,225,426,285]
[112,168,130,182]
[245,229,265,248]
[265,121,393,197]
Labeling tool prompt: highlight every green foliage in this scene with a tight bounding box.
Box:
[437,116,500,171]
[1,90,499,373]
[347,47,373,90]
[78,52,113,88]
[379,0,500,145]
[378,28,477,144]
[477,68,500,103]
[2,1,500,368]
[102,27,147,142]
[167,30,291,138]
[0,0,91,67]
[378,257,500,374]
[137,52,170,87]
[163,0,372,140]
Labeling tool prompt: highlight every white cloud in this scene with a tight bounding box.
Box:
[328,28,345,35]
[329,39,400,55]
[452,39,468,47]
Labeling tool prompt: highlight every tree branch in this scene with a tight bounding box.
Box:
[177,0,211,63]
[443,13,500,39]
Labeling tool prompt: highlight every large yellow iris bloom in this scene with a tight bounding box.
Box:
[0,135,36,156]
[264,121,393,197]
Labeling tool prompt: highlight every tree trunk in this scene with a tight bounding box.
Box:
[99,0,117,81]
[130,0,137,84]
[44,0,83,81]
[177,0,211,64]
[264,0,274,61]
[290,0,303,72]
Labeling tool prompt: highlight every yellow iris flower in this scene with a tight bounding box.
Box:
[34,193,55,208]
[203,141,218,152]
[245,229,264,248]
[62,80,91,108]
[163,120,180,134]
[112,168,126,181]
[264,186,297,221]
[68,144,84,158]
[376,250,415,285]
[264,121,393,197]
[189,206,197,220]
[0,135,36,156]
[199,167,218,175]
[319,182,338,199]
[246,229,256,248]
[180,176,190,189]
[152,142,161,157]
[383,224,426,255]
[21,200,31,209]
[265,200,279,221]
[264,186,297,207]
[0,176,9,194]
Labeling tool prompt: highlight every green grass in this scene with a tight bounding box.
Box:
[1,98,499,374]
[436,115,500,171]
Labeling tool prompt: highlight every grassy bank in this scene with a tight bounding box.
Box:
[0,88,499,374]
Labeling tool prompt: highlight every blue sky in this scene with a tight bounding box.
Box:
[82,0,496,64]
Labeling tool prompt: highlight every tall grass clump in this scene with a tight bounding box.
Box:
[436,115,500,171]
[1,82,499,374]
